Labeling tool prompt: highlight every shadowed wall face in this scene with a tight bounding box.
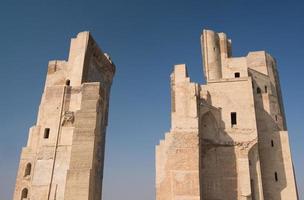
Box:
[200,112,237,200]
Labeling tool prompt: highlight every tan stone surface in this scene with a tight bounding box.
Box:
[156,29,298,200]
[13,32,115,200]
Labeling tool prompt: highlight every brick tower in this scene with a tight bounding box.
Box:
[156,29,298,200]
[13,32,115,200]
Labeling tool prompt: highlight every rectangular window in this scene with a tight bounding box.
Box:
[265,86,268,93]
[44,128,50,139]
[275,172,278,182]
[234,72,240,78]
[231,112,237,126]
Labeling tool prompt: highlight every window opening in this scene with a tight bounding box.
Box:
[44,128,50,139]
[24,163,31,177]
[257,87,261,94]
[275,172,278,182]
[21,188,28,199]
[231,112,237,127]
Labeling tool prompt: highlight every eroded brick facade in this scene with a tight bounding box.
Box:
[13,32,115,200]
[156,29,298,200]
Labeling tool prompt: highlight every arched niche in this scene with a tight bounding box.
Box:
[24,163,31,177]
[21,188,28,200]
[200,111,219,142]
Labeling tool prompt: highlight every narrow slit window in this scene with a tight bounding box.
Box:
[234,72,240,78]
[24,163,31,177]
[231,112,237,126]
[275,115,278,121]
[265,85,268,93]
[271,140,274,147]
[65,79,70,86]
[275,172,278,182]
[21,188,28,199]
[257,87,261,94]
[44,128,50,139]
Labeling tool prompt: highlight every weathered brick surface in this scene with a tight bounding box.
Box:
[13,32,115,200]
[156,29,298,200]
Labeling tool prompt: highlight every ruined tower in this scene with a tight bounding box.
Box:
[13,32,115,200]
[156,29,298,200]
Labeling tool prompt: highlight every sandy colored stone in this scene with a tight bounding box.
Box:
[13,32,115,200]
[156,29,298,200]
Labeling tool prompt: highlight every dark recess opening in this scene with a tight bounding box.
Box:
[234,72,240,78]
[275,172,278,182]
[65,79,70,86]
[257,87,261,94]
[24,163,31,177]
[44,128,50,139]
[21,188,28,199]
[265,85,268,93]
[231,112,237,126]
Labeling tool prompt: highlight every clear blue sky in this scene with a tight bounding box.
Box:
[0,0,303,199]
